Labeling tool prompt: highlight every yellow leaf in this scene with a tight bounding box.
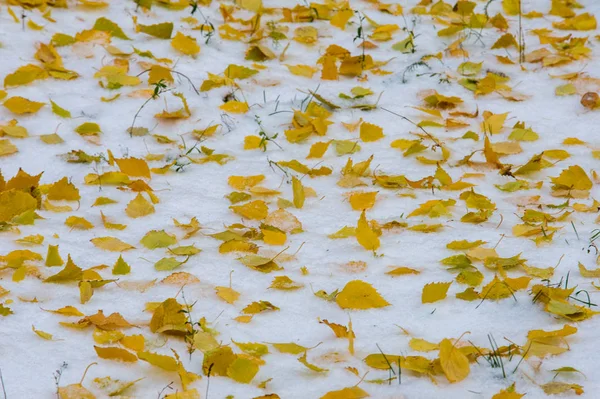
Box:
[243,300,279,314]
[93,197,117,206]
[0,190,37,222]
[90,237,135,252]
[227,356,259,383]
[492,383,524,399]
[298,352,328,372]
[0,139,18,157]
[481,112,508,134]
[579,262,600,278]
[93,17,130,39]
[360,122,384,142]
[230,200,268,220]
[261,225,287,245]
[236,0,262,12]
[386,266,420,276]
[164,389,201,399]
[58,384,96,399]
[551,165,592,191]
[439,338,470,383]
[171,32,200,56]
[44,306,84,317]
[349,191,377,211]
[244,135,261,149]
[93,376,143,396]
[356,211,380,251]
[422,282,452,303]
[330,9,354,30]
[15,234,44,246]
[4,64,48,87]
[220,101,249,113]
[138,351,179,371]
[321,55,339,80]
[233,341,269,357]
[138,22,174,39]
[3,97,44,114]
[79,281,93,304]
[32,325,54,340]
[115,158,151,179]
[286,64,318,78]
[202,346,237,376]
[294,26,318,45]
[112,255,130,275]
[65,216,93,230]
[155,92,191,119]
[321,386,369,399]
[140,230,177,249]
[75,122,102,136]
[271,342,311,354]
[228,175,264,190]
[553,13,597,31]
[93,329,124,344]
[150,298,187,334]
[541,382,584,395]
[78,310,136,330]
[233,315,253,324]
[306,141,331,158]
[292,176,305,208]
[269,275,303,290]
[409,338,439,352]
[336,280,390,309]
[125,193,155,218]
[101,211,127,231]
[224,64,258,80]
[94,346,137,362]
[121,335,145,352]
[48,177,80,201]
[215,286,240,304]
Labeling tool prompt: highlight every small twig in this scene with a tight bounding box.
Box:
[157,381,174,399]
[375,344,396,376]
[136,69,200,95]
[205,363,214,399]
[0,368,7,399]
[53,362,68,399]
[571,221,580,241]
[380,107,441,148]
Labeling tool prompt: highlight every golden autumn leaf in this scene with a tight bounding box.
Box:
[58,384,96,399]
[439,338,470,383]
[94,346,138,362]
[230,200,268,220]
[359,122,384,142]
[138,351,179,371]
[291,176,305,208]
[321,386,369,399]
[171,32,200,56]
[298,352,328,373]
[220,101,249,113]
[491,383,524,399]
[422,282,452,303]
[125,193,155,218]
[349,191,377,211]
[90,237,135,252]
[336,280,390,309]
[3,96,44,114]
[356,211,380,251]
[115,157,151,179]
[215,286,240,304]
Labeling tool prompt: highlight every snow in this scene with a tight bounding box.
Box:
[1,0,600,398]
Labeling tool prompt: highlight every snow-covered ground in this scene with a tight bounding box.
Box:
[1,0,600,397]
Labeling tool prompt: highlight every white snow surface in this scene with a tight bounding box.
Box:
[1,0,600,398]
